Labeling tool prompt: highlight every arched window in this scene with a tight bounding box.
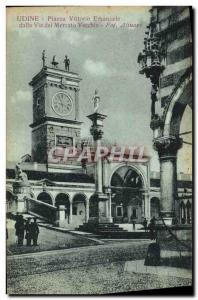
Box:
[186,201,192,224]
[37,192,53,205]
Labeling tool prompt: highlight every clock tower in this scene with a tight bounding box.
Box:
[29,60,82,169]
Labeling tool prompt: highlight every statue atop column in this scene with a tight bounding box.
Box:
[42,50,46,67]
[92,90,100,113]
[64,55,70,71]
[51,55,59,68]
[13,163,30,213]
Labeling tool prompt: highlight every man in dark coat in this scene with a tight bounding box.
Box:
[32,217,39,246]
[148,217,156,240]
[25,218,32,246]
[143,218,148,232]
[15,215,25,246]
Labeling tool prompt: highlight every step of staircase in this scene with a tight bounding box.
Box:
[76,222,150,239]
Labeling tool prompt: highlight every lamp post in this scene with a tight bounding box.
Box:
[137,21,165,133]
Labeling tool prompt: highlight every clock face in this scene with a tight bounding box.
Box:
[52,92,73,116]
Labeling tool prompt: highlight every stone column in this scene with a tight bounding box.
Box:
[69,201,73,224]
[95,139,103,194]
[107,191,113,223]
[144,192,150,221]
[87,110,110,223]
[153,136,182,224]
[142,196,145,218]
[105,194,109,219]
[58,205,66,227]
[85,198,89,222]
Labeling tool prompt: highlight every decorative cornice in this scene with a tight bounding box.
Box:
[29,66,81,87]
[30,116,83,128]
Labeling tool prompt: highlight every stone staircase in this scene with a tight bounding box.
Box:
[77,223,150,239]
[8,212,54,228]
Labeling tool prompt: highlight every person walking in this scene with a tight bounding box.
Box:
[15,215,25,246]
[148,217,156,240]
[32,217,39,246]
[25,218,32,246]
[143,218,148,232]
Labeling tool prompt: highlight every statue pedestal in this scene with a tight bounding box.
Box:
[98,193,112,223]
[88,193,112,224]
[145,223,192,267]
[13,181,31,213]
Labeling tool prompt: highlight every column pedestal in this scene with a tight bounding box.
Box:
[98,193,111,223]
[13,181,31,213]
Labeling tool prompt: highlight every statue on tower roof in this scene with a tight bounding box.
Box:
[51,55,59,68]
[42,50,46,67]
[92,89,100,113]
[64,55,70,71]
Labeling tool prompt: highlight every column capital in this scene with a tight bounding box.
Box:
[153,135,183,159]
[90,125,104,140]
[87,112,107,141]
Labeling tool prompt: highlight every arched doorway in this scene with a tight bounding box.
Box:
[72,194,86,226]
[37,192,53,205]
[150,197,160,219]
[55,193,70,224]
[110,165,144,223]
[6,191,16,213]
[155,70,192,221]
[163,70,192,137]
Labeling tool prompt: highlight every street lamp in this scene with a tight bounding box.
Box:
[137,20,166,128]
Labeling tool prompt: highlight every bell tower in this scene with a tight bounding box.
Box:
[29,53,82,168]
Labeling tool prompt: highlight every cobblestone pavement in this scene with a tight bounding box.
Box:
[7,240,192,295]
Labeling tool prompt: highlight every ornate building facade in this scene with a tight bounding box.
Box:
[138,6,192,225]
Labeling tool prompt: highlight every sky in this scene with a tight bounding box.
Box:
[6,6,192,173]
